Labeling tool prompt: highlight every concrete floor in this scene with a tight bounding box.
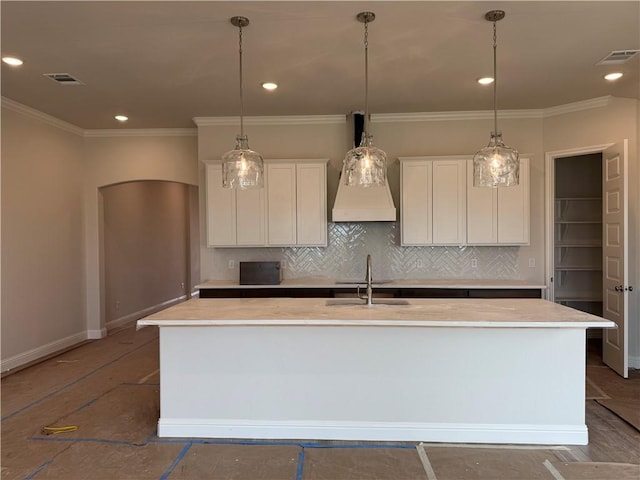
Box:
[2,327,639,480]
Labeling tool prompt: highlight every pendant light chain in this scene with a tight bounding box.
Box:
[492,19,498,136]
[363,18,369,136]
[238,23,244,138]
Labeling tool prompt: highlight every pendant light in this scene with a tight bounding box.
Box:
[222,16,264,189]
[473,10,520,187]
[343,12,387,188]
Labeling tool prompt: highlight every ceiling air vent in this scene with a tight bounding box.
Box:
[596,50,639,65]
[43,73,85,85]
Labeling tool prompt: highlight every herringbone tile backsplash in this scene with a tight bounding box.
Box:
[208,223,520,281]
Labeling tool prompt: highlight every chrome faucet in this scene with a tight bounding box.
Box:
[359,254,373,306]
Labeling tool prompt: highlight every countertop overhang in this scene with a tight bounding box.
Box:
[138,297,612,329]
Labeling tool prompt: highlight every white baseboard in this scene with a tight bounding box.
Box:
[629,355,640,370]
[1,331,89,373]
[106,295,187,331]
[157,419,588,445]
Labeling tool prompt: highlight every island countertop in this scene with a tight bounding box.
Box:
[138,297,613,329]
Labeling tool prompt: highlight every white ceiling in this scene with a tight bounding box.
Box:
[1,1,639,129]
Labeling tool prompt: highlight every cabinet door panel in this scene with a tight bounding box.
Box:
[432,160,466,245]
[236,188,265,246]
[267,163,297,245]
[206,164,236,246]
[498,157,529,244]
[401,161,432,245]
[296,163,327,246]
[466,160,498,244]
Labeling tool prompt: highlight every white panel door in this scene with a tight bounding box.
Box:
[498,157,530,244]
[432,160,466,245]
[401,161,432,245]
[205,163,236,246]
[466,160,498,244]
[266,163,297,246]
[296,162,327,246]
[602,140,629,378]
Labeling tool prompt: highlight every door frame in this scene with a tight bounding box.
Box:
[544,143,613,302]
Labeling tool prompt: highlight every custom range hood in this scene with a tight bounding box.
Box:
[332,113,396,222]
[332,167,396,221]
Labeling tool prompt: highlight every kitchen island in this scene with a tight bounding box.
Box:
[138,297,613,445]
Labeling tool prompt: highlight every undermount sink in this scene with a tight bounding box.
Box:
[325,299,410,307]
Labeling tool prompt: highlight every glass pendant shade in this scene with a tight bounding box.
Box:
[222,134,264,189]
[343,133,387,187]
[473,132,519,187]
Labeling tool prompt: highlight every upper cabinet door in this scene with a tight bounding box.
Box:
[497,157,530,244]
[205,163,236,247]
[465,157,530,245]
[432,160,466,245]
[466,161,498,244]
[401,160,432,245]
[204,161,264,247]
[266,163,297,246]
[235,187,265,246]
[296,162,327,246]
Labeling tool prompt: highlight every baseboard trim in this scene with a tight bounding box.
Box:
[629,355,640,370]
[1,331,89,373]
[157,419,588,445]
[106,295,187,331]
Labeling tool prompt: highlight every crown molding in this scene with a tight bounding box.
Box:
[372,109,543,123]
[193,114,346,127]
[84,128,197,138]
[370,96,614,123]
[1,97,84,136]
[541,95,612,118]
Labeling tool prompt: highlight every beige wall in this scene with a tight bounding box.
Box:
[102,181,195,330]
[84,134,198,335]
[544,97,639,367]
[1,106,85,370]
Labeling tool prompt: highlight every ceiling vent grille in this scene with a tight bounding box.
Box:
[596,50,639,65]
[43,73,85,85]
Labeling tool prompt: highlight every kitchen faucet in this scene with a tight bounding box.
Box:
[359,254,373,306]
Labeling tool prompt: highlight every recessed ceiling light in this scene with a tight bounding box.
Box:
[115,115,128,122]
[2,56,23,66]
[477,77,494,85]
[604,72,623,81]
[261,82,278,91]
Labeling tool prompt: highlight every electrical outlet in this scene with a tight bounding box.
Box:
[228,260,235,269]
[528,258,536,268]
[416,259,423,268]
[471,258,478,268]
[115,301,121,311]
[181,282,185,290]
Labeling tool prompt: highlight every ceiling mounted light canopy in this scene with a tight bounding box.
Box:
[473,10,519,188]
[342,11,387,188]
[222,16,264,189]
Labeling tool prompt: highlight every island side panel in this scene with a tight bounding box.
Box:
[158,325,587,444]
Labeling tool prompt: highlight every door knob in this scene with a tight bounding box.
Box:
[615,285,623,292]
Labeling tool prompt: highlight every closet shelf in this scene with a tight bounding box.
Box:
[555,242,602,247]
[555,220,602,224]
[555,197,602,201]
[555,294,603,302]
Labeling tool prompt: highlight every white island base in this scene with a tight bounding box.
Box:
[139,298,614,445]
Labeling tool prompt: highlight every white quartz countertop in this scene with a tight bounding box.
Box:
[138,297,612,329]
[197,278,546,289]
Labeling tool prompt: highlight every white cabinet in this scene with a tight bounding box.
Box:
[204,159,327,248]
[466,157,530,245]
[205,162,264,247]
[400,157,466,246]
[265,160,327,247]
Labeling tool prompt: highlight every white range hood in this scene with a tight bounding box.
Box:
[331,166,396,222]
